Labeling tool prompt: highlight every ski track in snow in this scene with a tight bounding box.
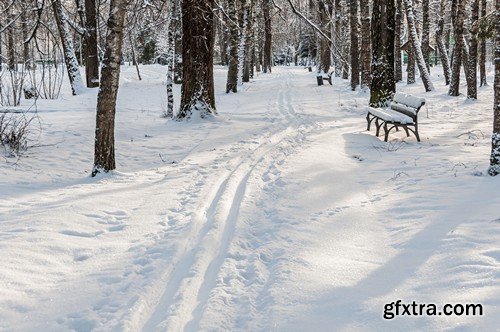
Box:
[1,65,499,331]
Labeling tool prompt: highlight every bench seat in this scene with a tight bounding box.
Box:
[366,107,413,124]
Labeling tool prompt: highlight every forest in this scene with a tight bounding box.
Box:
[0,0,499,330]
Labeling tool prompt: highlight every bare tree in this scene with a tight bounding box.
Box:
[52,0,84,95]
[436,0,451,85]
[448,0,467,96]
[403,0,434,91]
[92,0,130,176]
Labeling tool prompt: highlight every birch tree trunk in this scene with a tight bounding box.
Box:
[360,0,371,86]
[242,0,254,82]
[92,0,129,176]
[52,0,84,95]
[436,0,451,85]
[52,0,83,95]
[226,0,239,92]
[165,3,176,118]
[370,0,396,107]
[349,0,359,90]
[177,0,216,120]
[448,0,467,96]
[488,0,500,176]
[403,0,434,91]
[237,0,249,85]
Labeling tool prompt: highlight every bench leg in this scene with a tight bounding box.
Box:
[414,124,421,142]
[402,125,410,137]
[375,119,382,136]
[367,113,375,131]
[384,122,390,142]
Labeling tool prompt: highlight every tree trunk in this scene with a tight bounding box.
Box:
[92,0,129,176]
[173,0,183,84]
[421,0,431,71]
[488,0,500,176]
[237,0,249,85]
[84,0,100,87]
[467,0,479,99]
[436,0,451,85]
[318,0,332,74]
[448,0,466,96]
[263,0,272,73]
[177,0,216,120]
[165,5,176,118]
[370,0,396,107]
[243,0,254,82]
[52,0,84,95]
[226,0,239,92]
[21,10,31,70]
[360,0,371,86]
[349,0,359,90]
[403,0,434,91]
[395,0,403,82]
[479,0,487,86]
[333,0,341,76]
[341,1,349,79]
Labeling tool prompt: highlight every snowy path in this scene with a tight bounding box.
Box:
[1,66,499,331]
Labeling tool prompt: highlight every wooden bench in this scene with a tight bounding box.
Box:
[366,92,425,142]
[316,72,332,86]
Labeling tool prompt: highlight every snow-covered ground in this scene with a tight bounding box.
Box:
[0,64,499,331]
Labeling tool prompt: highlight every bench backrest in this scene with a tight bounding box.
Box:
[393,93,425,109]
[391,93,425,121]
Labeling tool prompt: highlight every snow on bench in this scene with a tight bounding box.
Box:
[366,92,425,142]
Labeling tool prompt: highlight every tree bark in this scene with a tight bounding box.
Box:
[467,0,479,99]
[243,0,254,82]
[436,0,451,85]
[165,4,176,118]
[370,0,396,107]
[349,0,359,90]
[226,0,239,92]
[403,0,434,91]
[360,0,371,86]
[177,0,216,119]
[263,0,272,73]
[52,0,84,95]
[395,0,403,82]
[448,0,466,96]
[488,0,500,175]
[84,0,100,87]
[421,0,431,71]
[318,0,332,74]
[92,0,129,176]
[479,0,487,86]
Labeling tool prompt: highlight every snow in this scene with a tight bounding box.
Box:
[366,106,414,123]
[1,64,499,331]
